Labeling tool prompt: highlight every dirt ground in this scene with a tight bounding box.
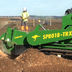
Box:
[0,49,72,72]
[0,17,72,72]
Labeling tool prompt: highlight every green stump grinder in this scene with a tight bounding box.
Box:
[1,9,72,56]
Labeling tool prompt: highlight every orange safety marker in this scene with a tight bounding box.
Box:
[26,26,29,32]
[21,26,24,31]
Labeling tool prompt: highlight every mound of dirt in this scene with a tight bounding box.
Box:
[0,50,8,58]
[0,58,23,72]
[16,48,72,72]
[16,48,46,65]
[0,48,72,72]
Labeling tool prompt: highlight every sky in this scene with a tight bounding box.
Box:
[0,0,72,16]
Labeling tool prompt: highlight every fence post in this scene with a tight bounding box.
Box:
[50,16,52,26]
[33,19,35,27]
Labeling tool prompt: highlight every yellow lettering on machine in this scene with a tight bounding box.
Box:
[63,32,68,36]
[69,31,72,36]
[15,36,23,39]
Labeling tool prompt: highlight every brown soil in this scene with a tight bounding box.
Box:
[0,17,72,72]
[0,48,72,72]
